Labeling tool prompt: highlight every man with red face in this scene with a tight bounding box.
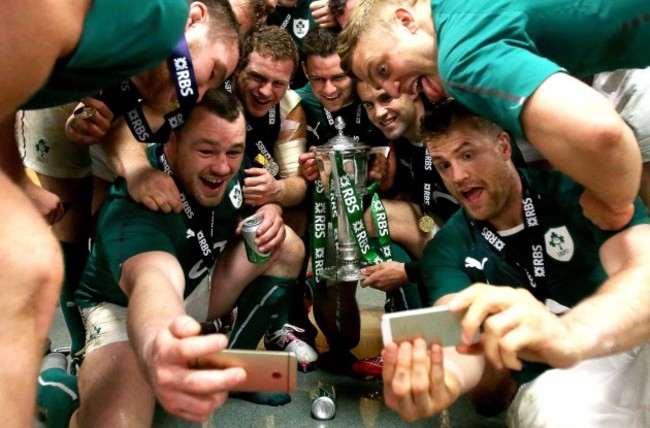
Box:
[339,0,650,233]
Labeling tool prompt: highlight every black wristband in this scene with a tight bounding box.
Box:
[404,260,422,283]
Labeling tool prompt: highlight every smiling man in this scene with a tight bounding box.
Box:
[36,89,305,426]
[355,82,453,295]
[297,27,385,148]
[232,26,308,210]
[231,26,318,364]
[338,0,650,233]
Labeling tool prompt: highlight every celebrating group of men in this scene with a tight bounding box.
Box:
[3,0,650,426]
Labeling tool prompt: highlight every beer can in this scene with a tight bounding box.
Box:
[242,216,271,264]
[311,384,336,420]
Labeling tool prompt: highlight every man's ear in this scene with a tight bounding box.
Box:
[166,130,178,151]
[496,131,512,160]
[186,2,209,29]
[394,8,418,33]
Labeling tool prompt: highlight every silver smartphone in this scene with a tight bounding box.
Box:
[382,305,468,348]
[192,349,297,393]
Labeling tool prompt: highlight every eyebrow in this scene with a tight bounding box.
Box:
[431,141,473,160]
[364,61,379,88]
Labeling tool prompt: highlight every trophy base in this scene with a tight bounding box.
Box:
[321,262,368,282]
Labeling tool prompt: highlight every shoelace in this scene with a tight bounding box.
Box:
[270,324,306,347]
[358,357,383,367]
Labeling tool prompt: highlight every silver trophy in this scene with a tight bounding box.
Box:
[314,117,370,281]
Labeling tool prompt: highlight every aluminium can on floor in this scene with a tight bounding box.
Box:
[311,383,336,420]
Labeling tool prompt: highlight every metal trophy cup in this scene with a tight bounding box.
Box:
[314,117,370,281]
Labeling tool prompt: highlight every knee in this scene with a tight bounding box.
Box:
[277,226,305,271]
[2,226,63,322]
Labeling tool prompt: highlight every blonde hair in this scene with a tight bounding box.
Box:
[337,0,419,74]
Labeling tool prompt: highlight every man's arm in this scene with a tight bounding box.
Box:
[120,251,245,422]
[451,224,650,371]
[275,103,309,206]
[309,0,338,28]
[242,168,307,207]
[360,261,409,291]
[103,116,182,213]
[521,73,640,230]
[559,223,650,360]
[243,104,309,207]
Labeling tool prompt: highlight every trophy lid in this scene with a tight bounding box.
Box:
[316,116,370,153]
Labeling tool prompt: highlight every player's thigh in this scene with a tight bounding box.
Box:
[77,341,155,427]
[78,304,155,426]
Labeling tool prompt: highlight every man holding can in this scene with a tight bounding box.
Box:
[36,88,303,427]
[229,26,319,366]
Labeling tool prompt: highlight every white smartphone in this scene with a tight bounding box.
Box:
[382,305,470,348]
[192,350,297,393]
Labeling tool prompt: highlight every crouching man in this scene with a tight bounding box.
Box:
[382,99,650,427]
[38,88,304,427]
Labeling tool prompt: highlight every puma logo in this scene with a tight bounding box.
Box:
[307,121,320,140]
[432,190,459,205]
[465,257,488,270]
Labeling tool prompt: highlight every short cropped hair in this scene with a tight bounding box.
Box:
[201,0,242,43]
[338,0,417,73]
[302,27,339,59]
[182,87,244,130]
[420,98,503,143]
[239,26,299,74]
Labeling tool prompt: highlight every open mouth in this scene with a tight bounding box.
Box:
[380,115,396,128]
[420,76,443,101]
[201,177,224,192]
[461,187,483,203]
[252,95,272,107]
[412,79,421,95]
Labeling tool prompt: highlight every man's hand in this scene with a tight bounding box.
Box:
[299,151,319,182]
[65,97,114,145]
[126,167,182,213]
[238,204,285,258]
[145,316,246,423]
[243,168,283,206]
[360,261,408,292]
[309,0,337,28]
[449,283,583,371]
[383,338,461,422]
[368,153,389,183]
[22,179,64,225]
[579,189,635,231]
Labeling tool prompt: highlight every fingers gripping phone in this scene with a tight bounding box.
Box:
[192,350,297,393]
[382,306,472,348]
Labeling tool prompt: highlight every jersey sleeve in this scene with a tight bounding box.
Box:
[96,199,178,283]
[437,12,563,138]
